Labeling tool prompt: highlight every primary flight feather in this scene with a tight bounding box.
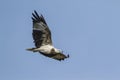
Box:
[27,10,69,61]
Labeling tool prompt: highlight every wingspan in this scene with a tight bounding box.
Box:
[32,10,52,48]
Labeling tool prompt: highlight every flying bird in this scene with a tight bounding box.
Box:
[26,10,69,61]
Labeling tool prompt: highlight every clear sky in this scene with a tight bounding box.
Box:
[0,0,120,80]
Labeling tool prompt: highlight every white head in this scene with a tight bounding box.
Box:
[54,48,63,53]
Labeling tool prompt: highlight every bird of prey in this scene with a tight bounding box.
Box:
[26,10,69,61]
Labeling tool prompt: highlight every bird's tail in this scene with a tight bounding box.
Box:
[26,48,38,52]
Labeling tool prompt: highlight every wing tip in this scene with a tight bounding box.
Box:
[57,54,70,61]
[31,10,47,25]
[67,54,69,58]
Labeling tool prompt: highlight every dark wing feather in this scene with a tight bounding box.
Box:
[32,10,52,48]
[51,53,69,61]
[40,52,69,61]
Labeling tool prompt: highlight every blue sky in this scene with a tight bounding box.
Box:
[0,0,120,80]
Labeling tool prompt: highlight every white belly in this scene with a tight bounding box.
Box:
[39,45,54,54]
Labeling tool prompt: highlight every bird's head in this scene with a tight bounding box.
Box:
[52,48,69,57]
[57,49,63,53]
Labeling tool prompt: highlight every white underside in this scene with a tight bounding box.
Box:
[33,44,59,54]
[38,45,53,54]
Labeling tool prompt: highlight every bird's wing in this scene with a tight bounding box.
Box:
[51,53,69,61]
[32,10,52,48]
[40,52,69,61]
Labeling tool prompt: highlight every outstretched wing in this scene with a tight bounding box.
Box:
[40,52,69,61]
[51,53,69,61]
[32,10,52,48]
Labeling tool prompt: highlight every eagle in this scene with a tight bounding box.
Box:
[26,10,69,61]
